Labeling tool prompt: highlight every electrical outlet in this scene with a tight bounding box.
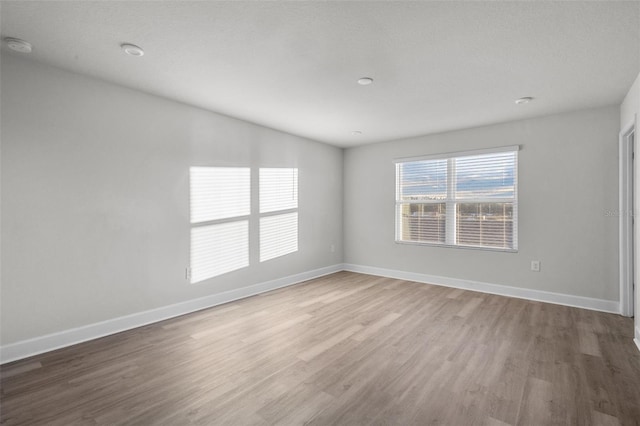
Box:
[330,244,335,253]
[531,260,540,272]
[185,267,192,281]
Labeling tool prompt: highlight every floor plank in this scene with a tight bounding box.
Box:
[1,271,639,425]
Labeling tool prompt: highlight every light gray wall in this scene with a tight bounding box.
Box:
[0,50,627,349]
[0,54,343,345]
[344,106,620,301]
[621,72,639,128]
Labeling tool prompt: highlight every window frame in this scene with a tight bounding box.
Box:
[394,146,519,252]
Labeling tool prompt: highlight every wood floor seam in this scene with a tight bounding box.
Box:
[1,271,639,425]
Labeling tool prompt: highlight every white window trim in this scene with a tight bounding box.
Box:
[395,146,519,252]
[393,145,520,163]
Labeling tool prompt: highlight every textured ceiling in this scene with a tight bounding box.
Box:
[1,1,639,147]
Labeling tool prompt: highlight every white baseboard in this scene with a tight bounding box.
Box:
[635,327,640,353]
[0,264,343,365]
[343,263,620,314]
[1,263,626,364]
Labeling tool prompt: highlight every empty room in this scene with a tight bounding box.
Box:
[1,1,640,425]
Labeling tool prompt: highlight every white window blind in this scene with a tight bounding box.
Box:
[396,147,518,251]
[260,212,298,262]
[259,168,299,262]
[189,167,250,283]
[260,168,298,213]
[190,221,249,283]
[190,167,250,223]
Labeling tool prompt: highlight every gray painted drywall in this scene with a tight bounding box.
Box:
[0,54,343,345]
[620,72,640,335]
[0,50,628,349]
[344,107,620,301]
[621,73,639,129]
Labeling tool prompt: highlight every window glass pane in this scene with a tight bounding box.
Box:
[398,160,447,201]
[455,152,516,199]
[395,147,517,250]
[190,167,250,223]
[190,221,249,283]
[260,168,298,213]
[260,212,298,262]
[456,203,514,248]
[398,203,446,243]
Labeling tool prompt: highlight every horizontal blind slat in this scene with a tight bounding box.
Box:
[190,167,250,223]
[396,149,517,250]
[455,152,517,200]
[260,168,298,213]
[260,212,298,262]
[190,221,249,283]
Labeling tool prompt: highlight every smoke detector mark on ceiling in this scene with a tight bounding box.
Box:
[515,97,534,105]
[121,43,144,57]
[4,37,32,53]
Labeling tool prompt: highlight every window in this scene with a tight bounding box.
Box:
[189,167,250,283]
[395,146,518,251]
[259,168,298,262]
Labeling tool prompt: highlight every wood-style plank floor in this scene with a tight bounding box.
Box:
[1,272,640,425]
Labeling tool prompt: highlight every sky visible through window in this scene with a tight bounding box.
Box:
[399,152,516,200]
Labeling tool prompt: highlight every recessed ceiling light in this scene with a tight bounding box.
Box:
[121,43,144,57]
[357,77,373,86]
[4,37,32,53]
[352,131,363,135]
[515,97,534,105]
